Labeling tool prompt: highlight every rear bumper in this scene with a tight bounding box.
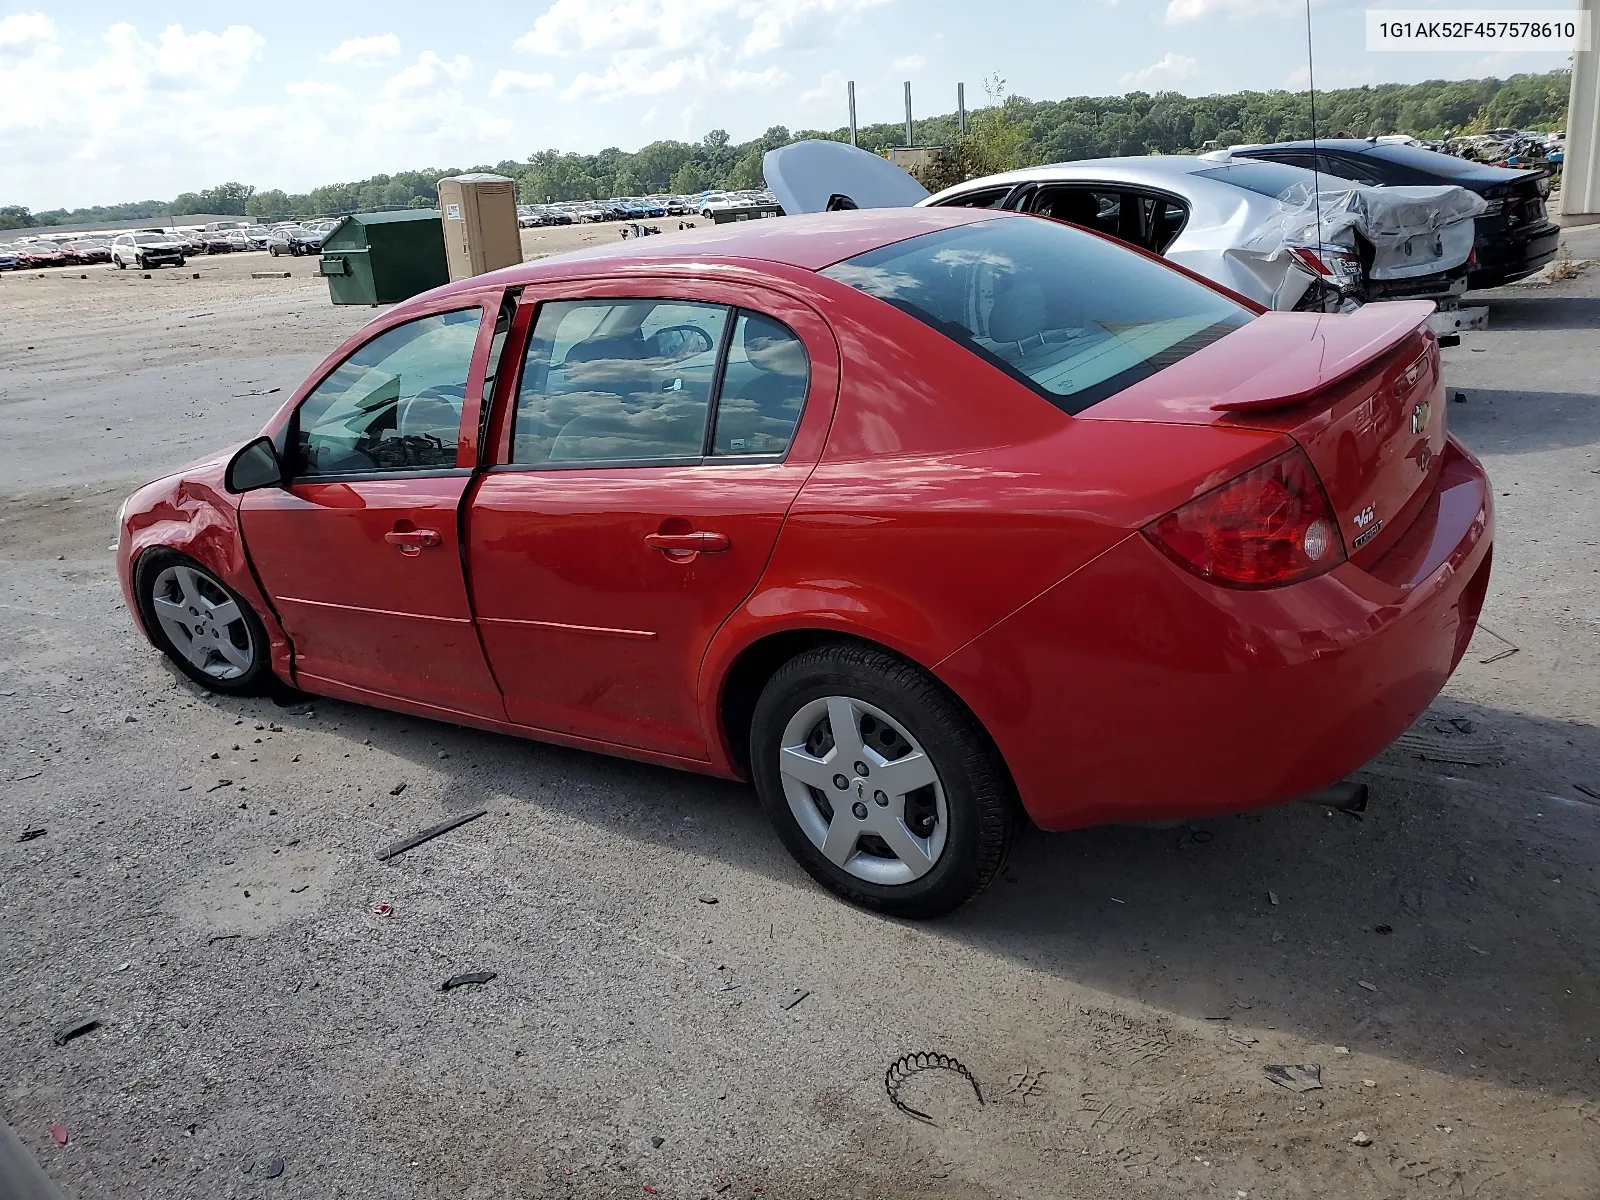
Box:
[937,438,1493,831]
[1468,222,1561,287]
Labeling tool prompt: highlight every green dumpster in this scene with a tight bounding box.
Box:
[317,210,449,305]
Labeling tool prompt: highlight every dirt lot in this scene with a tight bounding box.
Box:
[1,226,1598,1200]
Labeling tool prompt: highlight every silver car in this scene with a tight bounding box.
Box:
[766,142,1484,316]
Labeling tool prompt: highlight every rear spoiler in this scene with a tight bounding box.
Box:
[1211,301,1435,413]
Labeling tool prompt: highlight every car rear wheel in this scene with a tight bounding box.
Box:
[750,643,1019,918]
[136,552,271,695]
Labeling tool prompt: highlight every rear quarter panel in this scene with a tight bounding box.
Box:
[699,285,1289,756]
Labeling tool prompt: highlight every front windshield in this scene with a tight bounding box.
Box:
[820,216,1251,414]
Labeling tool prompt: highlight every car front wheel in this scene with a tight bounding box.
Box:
[136,552,271,695]
[750,643,1019,918]
[115,257,126,269]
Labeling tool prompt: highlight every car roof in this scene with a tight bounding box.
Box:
[424,207,1006,302]
[1233,138,1534,181]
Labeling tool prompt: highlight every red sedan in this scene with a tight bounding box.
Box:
[116,208,1492,917]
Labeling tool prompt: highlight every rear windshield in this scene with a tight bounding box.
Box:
[1193,159,1322,199]
[819,216,1251,414]
[1363,142,1520,182]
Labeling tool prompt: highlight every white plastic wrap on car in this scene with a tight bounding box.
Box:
[1247,184,1486,281]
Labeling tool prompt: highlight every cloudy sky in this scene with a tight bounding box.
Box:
[1,0,1575,209]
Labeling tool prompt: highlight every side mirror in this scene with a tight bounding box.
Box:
[225,435,284,494]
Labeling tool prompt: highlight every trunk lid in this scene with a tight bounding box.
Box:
[1093,301,1446,563]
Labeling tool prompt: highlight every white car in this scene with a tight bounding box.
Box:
[110,232,187,270]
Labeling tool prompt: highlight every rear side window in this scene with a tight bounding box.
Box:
[1194,159,1322,199]
[820,216,1250,414]
[510,299,809,466]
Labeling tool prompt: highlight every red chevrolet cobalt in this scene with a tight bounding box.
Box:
[117,208,1492,917]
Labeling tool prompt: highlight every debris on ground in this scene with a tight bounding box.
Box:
[1227,1030,1259,1048]
[1358,981,1378,992]
[389,782,407,796]
[698,894,718,904]
[376,808,487,861]
[1268,890,1279,906]
[1475,625,1520,665]
[650,1135,664,1149]
[49,1125,68,1145]
[242,1155,285,1177]
[441,970,496,992]
[1264,1064,1323,1092]
[779,989,809,1011]
[1575,783,1600,802]
[206,779,233,793]
[17,828,46,842]
[371,903,392,917]
[52,1016,100,1046]
[886,1052,984,1124]
[1351,1131,1373,1146]
[1448,717,1476,735]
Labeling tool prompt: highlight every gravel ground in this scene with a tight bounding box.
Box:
[1,226,1597,1200]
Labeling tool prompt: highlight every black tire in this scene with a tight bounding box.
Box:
[176,256,186,267]
[750,642,1019,918]
[116,257,126,270]
[134,550,273,696]
[269,245,279,257]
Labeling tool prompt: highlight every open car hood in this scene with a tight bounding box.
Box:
[764,140,930,214]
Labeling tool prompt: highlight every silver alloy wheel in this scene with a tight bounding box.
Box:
[777,695,949,886]
[149,564,255,680]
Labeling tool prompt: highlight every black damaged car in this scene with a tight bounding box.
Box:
[1232,138,1561,289]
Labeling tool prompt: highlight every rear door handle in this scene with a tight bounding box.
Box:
[644,531,730,554]
[384,528,443,555]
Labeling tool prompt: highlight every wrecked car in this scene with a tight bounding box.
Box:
[765,141,1486,330]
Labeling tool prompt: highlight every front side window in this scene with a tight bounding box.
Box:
[512,299,728,465]
[820,216,1251,414]
[293,308,482,477]
[935,186,1012,210]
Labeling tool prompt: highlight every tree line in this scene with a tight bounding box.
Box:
[2,70,1569,229]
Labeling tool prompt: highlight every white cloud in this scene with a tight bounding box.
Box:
[740,0,891,55]
[1121,52,1198,87]
[383,50,473,101]
[891,53,925,71]
[0,23,512,210]
[564,50,786,100]
[516,0,882,105]
[1165,0,1294,21]
[0,10,55,57]
[490,69,556,96]
[325,33,401,66]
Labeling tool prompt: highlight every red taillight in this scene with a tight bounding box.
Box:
[1144,448,1347,589]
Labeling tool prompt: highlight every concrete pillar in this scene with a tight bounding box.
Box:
[1560,0,1599,219]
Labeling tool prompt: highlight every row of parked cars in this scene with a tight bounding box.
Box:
[515,189,779,227]
[0,219,338,272]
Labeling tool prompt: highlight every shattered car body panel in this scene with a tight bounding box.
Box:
[1238,179,1485,283]
[765,142,1485,313]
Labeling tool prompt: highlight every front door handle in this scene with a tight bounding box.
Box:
[644,530,730,558]
[384,528,443,556]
